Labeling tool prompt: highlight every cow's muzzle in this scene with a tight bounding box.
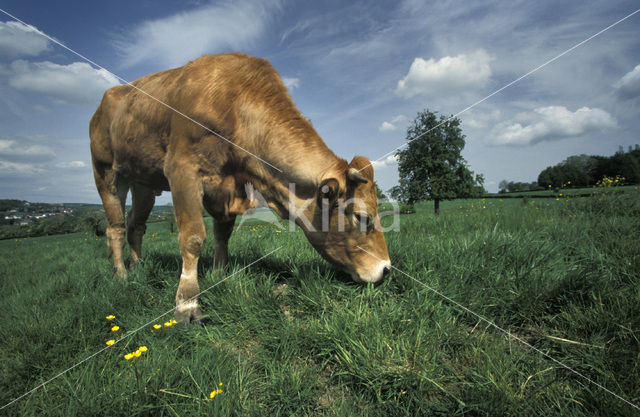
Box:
[351,260,391,284]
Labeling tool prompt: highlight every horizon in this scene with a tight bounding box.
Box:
[2,144,637,206]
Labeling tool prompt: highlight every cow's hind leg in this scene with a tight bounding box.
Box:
[169,171,206,324]
[213,215,236,268]
[127,183,156,267]
[93,161,129,278]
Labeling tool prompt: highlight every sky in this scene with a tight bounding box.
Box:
[0,0,639,204]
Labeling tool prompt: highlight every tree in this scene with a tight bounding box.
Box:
[375,184,387,200]
[392,110,485,215]
[538,150,639,188]
[498,180,509,193]
[81,211,107,236]
[498,180,540,193]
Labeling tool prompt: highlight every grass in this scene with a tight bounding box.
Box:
[1,190,639,415]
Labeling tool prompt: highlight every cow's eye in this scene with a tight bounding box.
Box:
[354,213,370,231]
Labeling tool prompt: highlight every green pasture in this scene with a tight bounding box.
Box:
[1,190,639,415]
[484,184,639,198]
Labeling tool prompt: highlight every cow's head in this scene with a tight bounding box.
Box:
[303,156,391,284]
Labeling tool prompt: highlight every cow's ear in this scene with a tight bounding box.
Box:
[318,178,339,204]
[347,167,368,184]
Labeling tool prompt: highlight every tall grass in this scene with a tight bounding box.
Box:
[0,191,639,415]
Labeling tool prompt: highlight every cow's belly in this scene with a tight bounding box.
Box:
[112,135,170,193]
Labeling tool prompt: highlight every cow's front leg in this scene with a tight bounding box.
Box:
[170,173,206,324]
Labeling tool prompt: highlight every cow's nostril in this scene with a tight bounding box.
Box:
[382,266,390,277]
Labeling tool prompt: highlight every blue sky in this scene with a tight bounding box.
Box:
[0,0,639,203]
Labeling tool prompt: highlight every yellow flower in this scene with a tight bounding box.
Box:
[106,339,115,346]
[139,346,148,352]
[153,324,162,330]
[164,321,172,327]
[133,350,142,358]
[111,326,120,332]
[219,382,223,387]
[170,319,178,325]
[106,315,115,320]
[556,198,560,201]
[209,389,223,399]
[124,353,134,360]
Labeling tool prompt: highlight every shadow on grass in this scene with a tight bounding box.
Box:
[137,244,355,291]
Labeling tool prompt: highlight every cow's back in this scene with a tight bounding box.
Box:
[90,53,286,190]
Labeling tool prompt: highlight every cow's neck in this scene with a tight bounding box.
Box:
[237,104,348,230]
[257,157,346,233]
[245,122,347,231]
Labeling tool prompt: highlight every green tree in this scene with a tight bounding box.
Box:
[592,149,640,184]
[537,151,638,188]
[83,211,107,236]
[375,184,387,200]
[392,110,484,215]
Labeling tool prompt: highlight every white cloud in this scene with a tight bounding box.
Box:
[6,60,120,105]
[0,21,50,57]
[379,121,396,131]
[56,160,86,169]
[114,0,282,68]
[370,154,398,169]
[0,160,44,175]
[490,106,616,146]
[282,77,300,90]
[379,115,407,131]
[463,109,501,129]
[614,64,640,100]
[0,139,55,161]
[396,50,491,99]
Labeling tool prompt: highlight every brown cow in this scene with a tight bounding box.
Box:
[90,53,390,323]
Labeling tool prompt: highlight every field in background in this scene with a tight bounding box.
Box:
[484,184,639,198]
[1,191,639,416]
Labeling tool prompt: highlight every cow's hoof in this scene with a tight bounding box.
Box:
[175,300,202,324]
[114,267,127,280]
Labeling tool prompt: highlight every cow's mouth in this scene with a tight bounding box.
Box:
[350,260,391,284]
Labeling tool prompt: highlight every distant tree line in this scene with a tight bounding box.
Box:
[0,199,66,214]
[0,211,107,240]
[0,199,27,211]
[498,180,540,193]
[538,147,639,188]
[499,146,640,193]
[0,199,175,240]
